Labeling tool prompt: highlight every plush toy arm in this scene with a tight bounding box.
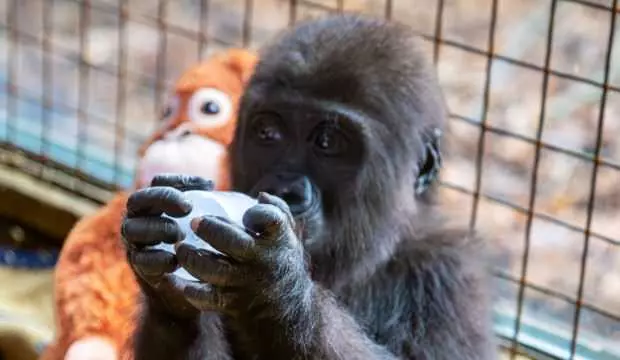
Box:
[40,193,139,360]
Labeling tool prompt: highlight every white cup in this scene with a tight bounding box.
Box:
[151,190,257,280]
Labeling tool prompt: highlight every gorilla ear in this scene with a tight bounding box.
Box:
[414,128,443,196]
[218,48,259,84]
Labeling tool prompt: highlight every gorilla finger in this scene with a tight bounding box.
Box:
[122,217,184,246]
[176,244,248,287]
[257,192,294,224]
[150,174,215,192]
[242,203,294,245]
[164,273,199,293]
[132,249,178,276]
[126,187,192,217]
[190,215,255,260]
[183,283,233,313]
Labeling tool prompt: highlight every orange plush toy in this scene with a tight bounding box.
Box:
[41,49,258,360]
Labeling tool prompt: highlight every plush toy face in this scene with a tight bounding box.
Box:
[135,49,258,190]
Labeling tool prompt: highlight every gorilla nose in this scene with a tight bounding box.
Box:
[263,174,314,216]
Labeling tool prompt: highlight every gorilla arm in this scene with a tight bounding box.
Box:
[217,223,493,360]
[122,183,394,360]
[121,176,233,360]
[123,182,493,360]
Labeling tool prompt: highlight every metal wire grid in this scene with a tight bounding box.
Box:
[1,0,619,359]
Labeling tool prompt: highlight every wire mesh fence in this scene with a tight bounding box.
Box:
[0,0,618,359]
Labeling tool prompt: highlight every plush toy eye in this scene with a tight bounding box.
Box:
[188,88,232,126]
[161,95,180,122]
[201,101,220,115]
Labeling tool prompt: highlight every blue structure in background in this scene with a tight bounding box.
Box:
[0,72,135,189]
[0,72,134,270]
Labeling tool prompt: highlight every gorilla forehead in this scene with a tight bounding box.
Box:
[246,15,446,134]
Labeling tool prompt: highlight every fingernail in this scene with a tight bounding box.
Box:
[190,217,201,232]
[257,192,271,202]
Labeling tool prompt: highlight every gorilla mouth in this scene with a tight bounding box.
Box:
[253,187,322,244]
[290,196,320,220]
[283,186,319,218]
[247,174,322,243]
[248,176,321,218]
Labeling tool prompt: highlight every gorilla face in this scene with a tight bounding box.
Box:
[231,83,420,248]
[230,16,447,248]
[231,100,369,243]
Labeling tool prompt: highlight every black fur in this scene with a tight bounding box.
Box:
[122,14,496,360]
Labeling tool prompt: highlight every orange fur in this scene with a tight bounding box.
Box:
[135,49,256,191]
[40,49,258,360]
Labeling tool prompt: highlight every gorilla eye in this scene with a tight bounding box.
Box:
[313,126,348,156]
[251,115,283,145]
[259,126,281,142]
[317,132,331,149]
[201,101,220,114]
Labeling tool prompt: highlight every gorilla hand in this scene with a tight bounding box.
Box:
[121,174,215,319]
[176,192,312,318]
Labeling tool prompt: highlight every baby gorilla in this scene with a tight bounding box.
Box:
[121,15,496,360]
